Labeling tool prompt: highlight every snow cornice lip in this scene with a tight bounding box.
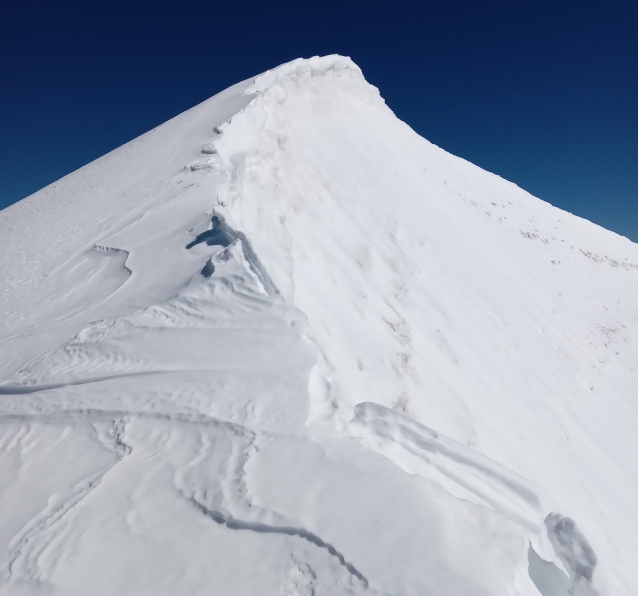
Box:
[246,55,365,95]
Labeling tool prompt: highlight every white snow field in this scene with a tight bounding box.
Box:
[0,56,637,596]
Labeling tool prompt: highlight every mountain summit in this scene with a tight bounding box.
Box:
[1,55,636,596]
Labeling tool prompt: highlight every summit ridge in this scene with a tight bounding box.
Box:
[0,56,636,596]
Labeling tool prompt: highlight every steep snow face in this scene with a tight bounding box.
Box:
[0,55,636,596]
[212,57,638,595]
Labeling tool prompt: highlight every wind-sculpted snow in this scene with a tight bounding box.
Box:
[350,402,541,529]
[4,231,509,595]
[0,55,636,595]
[210,55,635,595]
[0,242,534,595]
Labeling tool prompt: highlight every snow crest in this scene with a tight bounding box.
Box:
[1,56,636,595]
[247,55,365,95]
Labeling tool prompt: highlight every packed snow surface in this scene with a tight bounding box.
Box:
[1,55,637,596]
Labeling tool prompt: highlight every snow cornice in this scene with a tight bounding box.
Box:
[247,55,365,95]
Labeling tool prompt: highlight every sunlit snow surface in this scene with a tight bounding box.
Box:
[1,56,637,596]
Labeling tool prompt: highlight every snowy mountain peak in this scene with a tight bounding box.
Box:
[0,56,636,596]
[247,54,365,94]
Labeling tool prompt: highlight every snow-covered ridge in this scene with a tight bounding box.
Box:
[0,56,636,596]
[247,54,365,94]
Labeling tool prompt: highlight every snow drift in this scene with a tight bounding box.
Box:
[1,55,637,596]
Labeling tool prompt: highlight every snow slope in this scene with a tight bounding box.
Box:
[1,55,637,596]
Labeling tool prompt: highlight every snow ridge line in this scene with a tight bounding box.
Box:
[6,469,107,582]
[5,417,131,582]
[0,369,226,395]
[0,409,249,436]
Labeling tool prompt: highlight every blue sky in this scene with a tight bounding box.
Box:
[1,0,636,242]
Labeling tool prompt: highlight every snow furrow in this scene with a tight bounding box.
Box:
[5,418,130,583]
[188,499,370,588]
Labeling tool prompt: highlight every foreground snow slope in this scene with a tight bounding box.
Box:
[1,56,636,596]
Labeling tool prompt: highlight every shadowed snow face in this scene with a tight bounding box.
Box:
[545,513,599,595]
[186,213,279,293]
[185,215,235,250]
[528,544,571,596]
[527,513,600,596]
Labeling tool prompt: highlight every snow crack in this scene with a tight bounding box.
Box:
[189,499,369,588]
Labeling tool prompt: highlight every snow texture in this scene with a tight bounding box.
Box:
[0,55,637,596]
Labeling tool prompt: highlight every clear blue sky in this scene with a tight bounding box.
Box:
[1,0,636,242]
